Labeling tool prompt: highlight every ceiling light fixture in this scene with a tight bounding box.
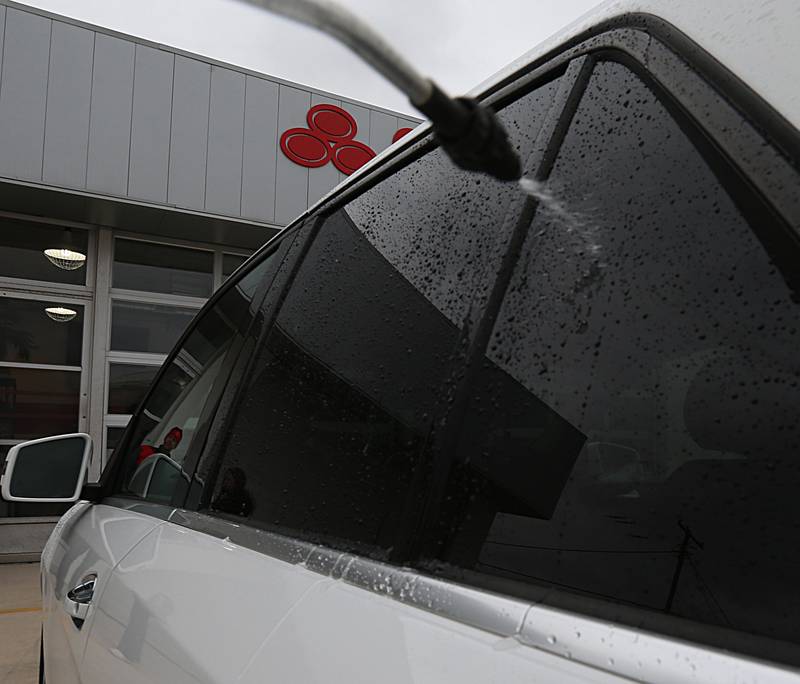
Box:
[44,229,86,271]
[45,306,78,322]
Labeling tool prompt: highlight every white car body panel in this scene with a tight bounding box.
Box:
[40,503,163,684]
[80,518,324,684]
[240,578,626,684]
[474,0,800,131]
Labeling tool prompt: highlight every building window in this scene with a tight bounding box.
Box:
[103,236,251,467]
[0,217,90,286]
[113,238,214,298]
[0,292,87,518]
[222,253,248,280]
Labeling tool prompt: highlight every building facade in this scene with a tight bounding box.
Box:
[0,0,418,556]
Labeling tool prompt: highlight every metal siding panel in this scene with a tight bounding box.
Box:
[86,33,135,195]
[241,76,278,222]
[0,8,5,83]
[205,66,245,216]
[344,103,371,146]
[369,110,397,155]
[128,45,173,203]
[307,93,340,206]
[168,55,210,210]
[42,22,93,188]
[274,85,310,225]
[0,9,51,180]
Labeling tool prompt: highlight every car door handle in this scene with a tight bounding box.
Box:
[65,574,97,629]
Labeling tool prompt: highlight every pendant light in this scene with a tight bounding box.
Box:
[44,306,78,322]
[44,228,86,271]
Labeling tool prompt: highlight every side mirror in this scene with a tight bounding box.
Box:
[1,433,91,503]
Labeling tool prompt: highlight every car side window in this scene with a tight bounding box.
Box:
[432,59,800,648]
[201,77,564,557]
[117,244,287,505]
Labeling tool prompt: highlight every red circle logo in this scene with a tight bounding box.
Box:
[332,140,376,175]
[307,104,356,141]
[280,104,414,175]
[392,127,413,143]
[280,128,331,167]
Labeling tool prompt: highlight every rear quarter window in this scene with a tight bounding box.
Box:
[433,58,800,651]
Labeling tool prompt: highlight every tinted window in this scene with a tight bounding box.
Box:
[110,301,198,354]
[0,297,83,365]
[204,78,563,556]
[113,239,214,297]
[0,367,81,440]
[434,61,800,647]
[117,249,283,504]
[107,364,160,414]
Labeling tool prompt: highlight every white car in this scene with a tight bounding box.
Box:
[3,0,800,681]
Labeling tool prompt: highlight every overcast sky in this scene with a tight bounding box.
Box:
[21,0,601,115]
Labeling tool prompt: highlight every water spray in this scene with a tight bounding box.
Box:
[237,0,522,181]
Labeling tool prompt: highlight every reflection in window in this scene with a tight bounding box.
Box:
[107,364,160,414]
[441,61,800,648]
[120,252,279,505]
[206,76,564,556]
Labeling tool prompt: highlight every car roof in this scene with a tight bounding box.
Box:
[471,0,800,132]
[302,0,798,218]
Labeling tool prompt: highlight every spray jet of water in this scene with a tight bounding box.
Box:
[236,0,522,181]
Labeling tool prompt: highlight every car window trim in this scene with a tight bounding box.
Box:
[99,496,800,680]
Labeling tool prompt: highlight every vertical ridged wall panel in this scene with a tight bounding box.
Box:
[86,34,135,196]
[205,66,245,216]
[0,9,51,181]
[128,45,173,203]
[274,85,310,225]
[241,75,278,223]
[369,110,398,156]
[42,22,93,188]
[168,55,210,210]
[0,8,418,224]
[0,7,5,96]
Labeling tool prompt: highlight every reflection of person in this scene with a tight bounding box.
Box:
[211,467,253,517]
[136,426,183,465]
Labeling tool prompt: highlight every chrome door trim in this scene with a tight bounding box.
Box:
[102,504,796,684]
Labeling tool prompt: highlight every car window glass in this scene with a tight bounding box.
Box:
[435,60,800,648]
[202,78,563,557]
[118,248,285,504]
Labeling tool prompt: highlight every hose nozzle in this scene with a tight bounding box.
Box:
[414,83,521,181]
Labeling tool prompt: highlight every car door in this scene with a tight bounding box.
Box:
[40,501,164,684]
